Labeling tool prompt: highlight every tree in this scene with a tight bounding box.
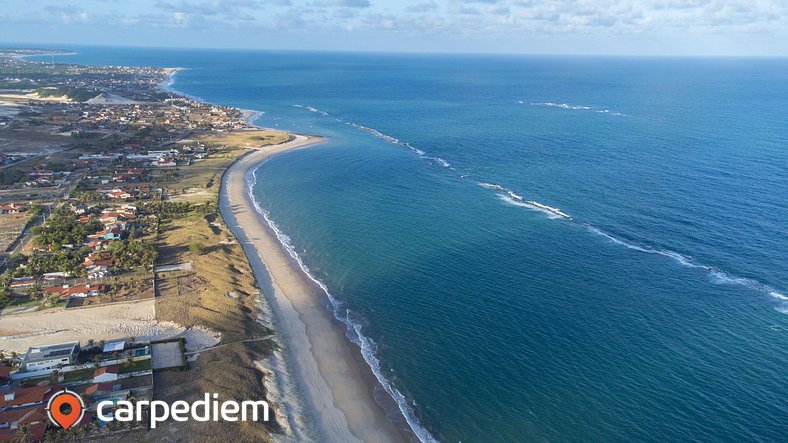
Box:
[8,252,26,267]
[14,424,33,443]
[108,240,157,270]
[32,208,101,249]
[27,285,42,301]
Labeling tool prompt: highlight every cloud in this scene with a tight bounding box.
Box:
[155,0,262,16]
[405,2,438,13]
[332,0,371,7]
[2,0,787,54]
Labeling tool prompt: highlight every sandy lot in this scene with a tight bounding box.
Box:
[0,298,218,353]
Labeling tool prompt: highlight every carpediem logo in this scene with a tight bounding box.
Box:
[97,393,270,428]
[46,390,270,429]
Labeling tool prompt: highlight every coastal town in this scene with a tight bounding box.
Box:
[0,49,290,442]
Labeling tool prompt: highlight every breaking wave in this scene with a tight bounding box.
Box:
[293,104,452,169]
[248,168,440,443]
[346,122,400,144]
[524,101,626,116]
[293,104,329,116]
[478,182,572,220]
[476,179,786,312]
[584,224,788,310]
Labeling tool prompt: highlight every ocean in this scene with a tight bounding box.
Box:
[32,47,788,442]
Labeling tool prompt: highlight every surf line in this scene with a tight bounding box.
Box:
[475,180,787,312]
[292,104,454,170]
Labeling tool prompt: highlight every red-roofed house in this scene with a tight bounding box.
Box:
[0,407,48,442]
[93,366,119,383]
[42,284,107,300]
[0,386,53,410]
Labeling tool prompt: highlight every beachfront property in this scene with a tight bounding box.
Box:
[42,283,108,300]
[20,342,80,372]
[0,337,172,440]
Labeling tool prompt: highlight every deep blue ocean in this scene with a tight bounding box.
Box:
[26,46,788,442]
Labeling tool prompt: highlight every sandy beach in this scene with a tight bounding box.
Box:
[220,135,407,443]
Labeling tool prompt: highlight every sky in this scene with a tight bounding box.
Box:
[1,0,787,56]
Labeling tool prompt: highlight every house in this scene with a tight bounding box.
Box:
[42,272,71,280]
[20,342,80,372]
[97,212,136,225]
[87,228,125,242]
[0,386,54,409]
[43,284,107,300]
[0,407,48,442]
[9,278,36,289]
[84,382,128,403]
[93,366,119,383]
[86,240,110,249]
[83,252,114,268]
[153,157,177,167]
[107,190,133,200]
[0,203,23,214]
[86,266,111,280]
[71,204,90,215]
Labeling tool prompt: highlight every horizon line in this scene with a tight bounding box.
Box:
[2,40,788,60]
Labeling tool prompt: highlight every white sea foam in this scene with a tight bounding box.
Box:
[531,102,591,110]
[526,101,626,116]
[294,104,454,170]
[423,156,451,168]
[346,122,400,144]
[403,142,426,156]
[293,104,329,116]
[584,224,787,309]
[479,182,572,220]
[248,168,439,443]
[344,121,454,168]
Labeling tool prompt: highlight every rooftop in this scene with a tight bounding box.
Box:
[22,342,79,363]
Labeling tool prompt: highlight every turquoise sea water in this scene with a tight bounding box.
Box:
[29,47,788,442]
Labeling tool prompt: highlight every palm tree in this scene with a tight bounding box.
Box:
[49,369,61,384]
[13,424,33,443]
[42,429,58,443]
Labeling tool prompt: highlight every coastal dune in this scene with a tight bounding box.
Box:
[220,135,406,443]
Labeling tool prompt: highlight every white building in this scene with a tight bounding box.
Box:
[21,342,80,372]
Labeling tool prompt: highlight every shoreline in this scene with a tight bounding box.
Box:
[219,136,409,442]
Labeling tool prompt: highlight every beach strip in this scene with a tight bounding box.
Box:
[220,135,406,443]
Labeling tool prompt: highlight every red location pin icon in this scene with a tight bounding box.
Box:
[47,389,85,430]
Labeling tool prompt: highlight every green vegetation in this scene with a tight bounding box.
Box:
[31,208,101,249]
[0,169,24,186]
[11,249,84,277]
[149,201,199,216]
[108,240,158,270]
[188,242,206,255]
[120,358,152,374]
